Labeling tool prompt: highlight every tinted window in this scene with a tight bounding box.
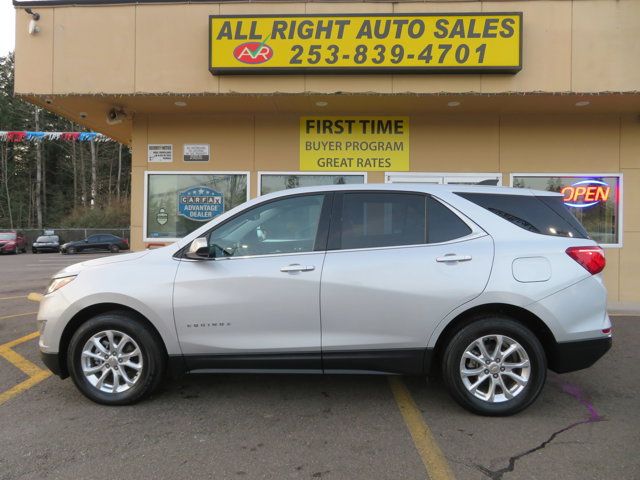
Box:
[456,193,589,239]
[208,194,325,257]
[87,235,101,243]
[337,193,426,249]
[428,198,472,243]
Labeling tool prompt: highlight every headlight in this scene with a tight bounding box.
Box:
[45,275,77,295]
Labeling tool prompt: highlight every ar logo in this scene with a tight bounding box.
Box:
[233,40,274,64]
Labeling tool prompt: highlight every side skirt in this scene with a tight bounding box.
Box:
[169,348,433,376]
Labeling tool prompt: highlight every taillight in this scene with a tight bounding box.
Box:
[124,238,129,246]
[566,246,606,275]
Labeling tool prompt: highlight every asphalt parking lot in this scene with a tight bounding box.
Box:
[0,252,638,480]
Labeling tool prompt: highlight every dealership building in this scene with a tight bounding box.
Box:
[12,0,640,306]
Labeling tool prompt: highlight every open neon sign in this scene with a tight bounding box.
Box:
[561,180,610,208]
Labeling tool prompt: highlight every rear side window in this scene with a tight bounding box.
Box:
[456,193,589,239]
[338,193,426,249]
[428,198,472,243]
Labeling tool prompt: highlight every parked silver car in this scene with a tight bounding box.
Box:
[37,184,611,415]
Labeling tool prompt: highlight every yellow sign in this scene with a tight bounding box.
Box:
[209,13,521,74]
[300,117,410,171]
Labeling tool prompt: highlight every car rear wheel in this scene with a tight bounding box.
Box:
[109,244,120,253]
[441,316,547,416]
[67,312,165,405]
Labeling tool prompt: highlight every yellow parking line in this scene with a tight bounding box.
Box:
[0,370,51,406]
[27,292,43,303]
[0,295,27,301]
[388,377,456,480]
[0,346,44,377]
[0,331,40,349]
[0,331,51,406]
[0,311,38,321]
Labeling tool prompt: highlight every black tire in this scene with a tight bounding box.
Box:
[67,312,166,405]
[441,315,547,416]
[32,249,38,254]
[109,244,120,253]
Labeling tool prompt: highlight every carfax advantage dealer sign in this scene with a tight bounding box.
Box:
[209,13,522,74]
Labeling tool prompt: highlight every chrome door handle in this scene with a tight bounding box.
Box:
[280,264,315,272]
[436,254,472,263]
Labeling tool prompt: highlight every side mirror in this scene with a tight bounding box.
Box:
[185,237,210,260]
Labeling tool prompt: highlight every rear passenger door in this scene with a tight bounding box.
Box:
[320,191,493,374]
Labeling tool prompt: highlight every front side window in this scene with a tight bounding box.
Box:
[146,173,248,240]
[208,195,326,258]
[337,193,426,249]
[511,175,621,246]
[260,173,365,195]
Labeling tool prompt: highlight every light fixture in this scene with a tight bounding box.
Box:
[315,101,328,107]
[447,101,461,107]
[79,112,88,119]
[174,101,187,107]
[44,97,53,105]
[575,101,590,107]
[25,8,40,35]
[106,107,127,125]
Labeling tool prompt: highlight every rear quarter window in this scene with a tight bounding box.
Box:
[456,192,589,239]
[427,198,472,243]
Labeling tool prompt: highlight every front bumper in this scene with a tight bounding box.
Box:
[548,336,612,373]
[40,352,68,378]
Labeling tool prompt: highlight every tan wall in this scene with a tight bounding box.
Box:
[131,111,640,303]
[15,0,640,96]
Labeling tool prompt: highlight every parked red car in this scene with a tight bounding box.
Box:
[0,231,28,254]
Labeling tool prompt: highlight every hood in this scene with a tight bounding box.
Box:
[53,250,150,278]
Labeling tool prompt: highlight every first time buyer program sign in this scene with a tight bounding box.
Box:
[209,13,522,74]
[301,117,409,171]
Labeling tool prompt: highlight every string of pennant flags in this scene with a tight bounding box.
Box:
[0,131,114,143]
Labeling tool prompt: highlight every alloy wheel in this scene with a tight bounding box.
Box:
[459,334,531,403]
[80,330,143,394]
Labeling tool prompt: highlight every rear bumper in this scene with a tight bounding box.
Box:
[548,337,612,373]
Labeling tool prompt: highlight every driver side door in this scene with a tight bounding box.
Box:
[172,193,332,372]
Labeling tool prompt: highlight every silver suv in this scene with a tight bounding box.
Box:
[38,185,611,415]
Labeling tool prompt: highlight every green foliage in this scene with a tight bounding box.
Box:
[59,198,131,228]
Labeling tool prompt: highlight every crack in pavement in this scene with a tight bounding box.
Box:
[474,378,605,480]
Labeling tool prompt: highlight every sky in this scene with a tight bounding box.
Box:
[1,0,16,56]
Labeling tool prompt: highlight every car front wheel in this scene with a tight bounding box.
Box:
[67,312,165,405]
[441,316,547,416]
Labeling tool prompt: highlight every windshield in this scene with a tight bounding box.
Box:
[36,236,58,242]
[0,233,16,240]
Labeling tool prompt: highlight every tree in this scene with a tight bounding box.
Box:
[0,51,133,229]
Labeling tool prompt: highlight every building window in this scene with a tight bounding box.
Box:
[145,172,249,241]
[259,172,366,195]
[511,174,622,247]
[385,172,502,185]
